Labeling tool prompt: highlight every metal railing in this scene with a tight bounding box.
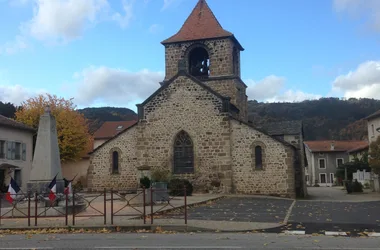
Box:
[0,185,188,227]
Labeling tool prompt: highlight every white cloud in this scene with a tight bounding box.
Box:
[0,84,47,105]
[161,0,181,11]
[148,24,163,34]
[332,60,380,99]
[112,0,135,29]
[245,75,321,102]
[70,66,164,106]
[2,0,136,51]
[333,0,380,32]
[24,0,109,43]
[0,35,28,55]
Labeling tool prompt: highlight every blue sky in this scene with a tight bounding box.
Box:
[0,0,380,112]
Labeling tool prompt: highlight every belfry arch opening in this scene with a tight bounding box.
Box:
[188,47,210,78]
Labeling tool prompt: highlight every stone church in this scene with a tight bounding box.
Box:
[88,0,306,198]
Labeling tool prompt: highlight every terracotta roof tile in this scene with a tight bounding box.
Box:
[93,120,137,139]
[304,140,369,153]
[366,110,380,120]
[0,114,35,132]
[347,143,369,153]
[162,0,233,44]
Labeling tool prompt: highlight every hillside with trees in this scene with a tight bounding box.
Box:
[1,97,379,140]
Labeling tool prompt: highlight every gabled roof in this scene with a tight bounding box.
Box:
[230,116,296,150]
[94,120,137,140]
[0,114,35,133]
[347,143,369,154]
[161,0,243,49]
[366,110,380,120]
[304,140,368,153]
[140,69,230,107]
[91,70,236,155]
[264,120,303,136]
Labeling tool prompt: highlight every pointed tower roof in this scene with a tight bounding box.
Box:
[162,0,243,49]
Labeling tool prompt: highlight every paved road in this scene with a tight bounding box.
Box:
[1,232,380,249]
[165,197,293,223]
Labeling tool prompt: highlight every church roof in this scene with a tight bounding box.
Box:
[264,120,303,136]
[366,109,380,120]
[0,114,35,133]
[161,0,242,49]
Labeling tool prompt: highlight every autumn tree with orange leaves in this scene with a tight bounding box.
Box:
[15,94,93,162]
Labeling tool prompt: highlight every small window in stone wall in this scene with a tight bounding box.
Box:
[255,146,263,170]
[112,151,119,174]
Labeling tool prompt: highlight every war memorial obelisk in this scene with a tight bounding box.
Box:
[27,106,64,193]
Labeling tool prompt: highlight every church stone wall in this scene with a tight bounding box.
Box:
[141,75,233,192]
[230,120,296,198]
[87,126,139,191]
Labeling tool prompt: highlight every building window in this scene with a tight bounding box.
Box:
[112,151,119,174]
[336,158,344,167]
[0,140,5,159]
[372,124,375,136]
[22,143,26,161]
[14,169,21,187]
[173,131,194,174]
[232,47,239,75]
[188,47,210,78]
[319,158,326,169]
[14,142,21,160]
[255,146,263,170]
[320,173,327,184]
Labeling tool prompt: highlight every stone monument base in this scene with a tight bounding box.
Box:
[27,180,65,194]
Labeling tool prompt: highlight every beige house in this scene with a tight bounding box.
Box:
[0,115,35,191]
[87,0,306,198]
[61,120,136,183]
[366,110,380,191]
[304,140,368,186]
[367,110,380,144]
[347,143,369,162]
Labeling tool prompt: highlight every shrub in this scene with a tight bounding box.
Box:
[72,175,87,191]
[168,178,193,196]
[352,180,363,192]
[364,182,370,189]
[151,169,171,183]
[140,176,151,188]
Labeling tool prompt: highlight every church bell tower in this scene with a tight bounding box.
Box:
[161,0,248,121]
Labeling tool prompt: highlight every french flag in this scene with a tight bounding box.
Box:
[64,181,72,195]
[48,175,57,202]
[6,177,21,204]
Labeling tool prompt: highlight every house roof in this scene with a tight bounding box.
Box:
[264,120,303,136]
[304,140,369,153]
[0,114,35,133]
[161,0,243,49]
[366,110,380,120]
[93,120,137,139]
[347,143,369,154]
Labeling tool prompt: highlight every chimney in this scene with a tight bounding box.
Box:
[330,141,335,151]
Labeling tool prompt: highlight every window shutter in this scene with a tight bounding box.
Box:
[6,141,11,159]
[22,143,26,161]
[11,141,15,160]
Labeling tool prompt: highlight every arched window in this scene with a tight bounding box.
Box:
[255,146,263,170]
[188,47,210,78]
[112,151,119,174]
[173,131,194,174]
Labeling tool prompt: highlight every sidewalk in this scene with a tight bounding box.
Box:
[0,193,225,229]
